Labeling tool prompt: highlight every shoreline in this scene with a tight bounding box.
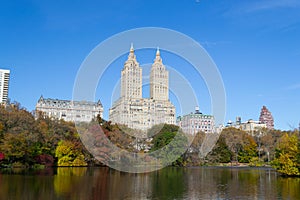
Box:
[0,163,274,169]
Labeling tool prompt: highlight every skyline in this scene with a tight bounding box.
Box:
[1,0,300,130]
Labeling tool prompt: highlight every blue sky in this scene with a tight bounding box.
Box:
[0,0,300,130]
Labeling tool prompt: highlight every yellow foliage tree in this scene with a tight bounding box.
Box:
[55,140,87,167]
[273,133,300,176]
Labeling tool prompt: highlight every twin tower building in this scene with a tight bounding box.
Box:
[109,45,176,131]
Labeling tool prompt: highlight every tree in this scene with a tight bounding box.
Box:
[0,122,4,139]
[297,139,300,170]
[238,135,258,163]
[272,133,299,176]
[222,127,248,162]
[206,134,232,163]
[151,131,177,151]
[0,132,28,165]
[0,152,4,161]
[55,140,87,167]
[35,154,54,167]
[0,102,93,167]
[259,129,284,162]
[150,124,188,166]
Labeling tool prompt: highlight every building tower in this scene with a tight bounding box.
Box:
[0,69,10,104]
[259,106,274,129]
[121,44,142,99]
[150,48,169,101]
[109,45,175,131]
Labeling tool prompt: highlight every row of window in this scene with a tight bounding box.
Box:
[183,125,211,129]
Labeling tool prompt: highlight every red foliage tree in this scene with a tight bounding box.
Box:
[0,152,4,161]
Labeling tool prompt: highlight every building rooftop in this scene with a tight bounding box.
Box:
[37,96,102,106]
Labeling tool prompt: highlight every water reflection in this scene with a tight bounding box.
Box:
[54,168,87,197]
[184,167,280,199]
[0,167,299,200]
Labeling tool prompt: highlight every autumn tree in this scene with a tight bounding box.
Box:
[222,127,248,162]
[272,133,300,176]
[238,135,258,163]
[0,103,88,167]
[258,129,284,162]
[55,140,87,167]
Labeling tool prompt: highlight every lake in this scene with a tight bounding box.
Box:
[0,167,300,199]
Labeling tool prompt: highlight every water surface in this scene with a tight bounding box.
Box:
[0,167,299,199]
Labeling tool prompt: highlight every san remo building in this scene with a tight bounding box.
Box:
[109,44,175,131]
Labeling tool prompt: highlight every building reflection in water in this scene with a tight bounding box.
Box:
[0,167,299,199]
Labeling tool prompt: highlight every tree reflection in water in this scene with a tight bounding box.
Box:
[0,167,299,200]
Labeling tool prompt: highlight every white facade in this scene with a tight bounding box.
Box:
[177,109,215,135]
[36,96,103,122]
[235,119,267,133]
[121,44,142,99]
[227,117,267,134]
[150,48,169,101]
[109,45,176,131]
[0,69,10,104]
[110,98,175,131]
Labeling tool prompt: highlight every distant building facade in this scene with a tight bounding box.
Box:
[0,69,10,104]
[237,119,266,133]
[109,45,176,131]
[259,106,274,129]
[36,96,103,122]
[227,117,267,134]
[177,107,215,135]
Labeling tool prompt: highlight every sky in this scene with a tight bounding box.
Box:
[0,0,300,130]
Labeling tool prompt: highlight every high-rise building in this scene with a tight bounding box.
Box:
[36,96,103,122]
[0,69,10,104]
[109,45,175,131]
[259,106,274,129]
[121,44,142,99]
[150,48,169,101]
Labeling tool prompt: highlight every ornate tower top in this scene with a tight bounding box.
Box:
[126,43,137,63]
[154,47,162,64]
[130,43,134,52]
[156,47,160,56]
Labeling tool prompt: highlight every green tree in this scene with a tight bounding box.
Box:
[207,134,232,163]
[150,124,188,166]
